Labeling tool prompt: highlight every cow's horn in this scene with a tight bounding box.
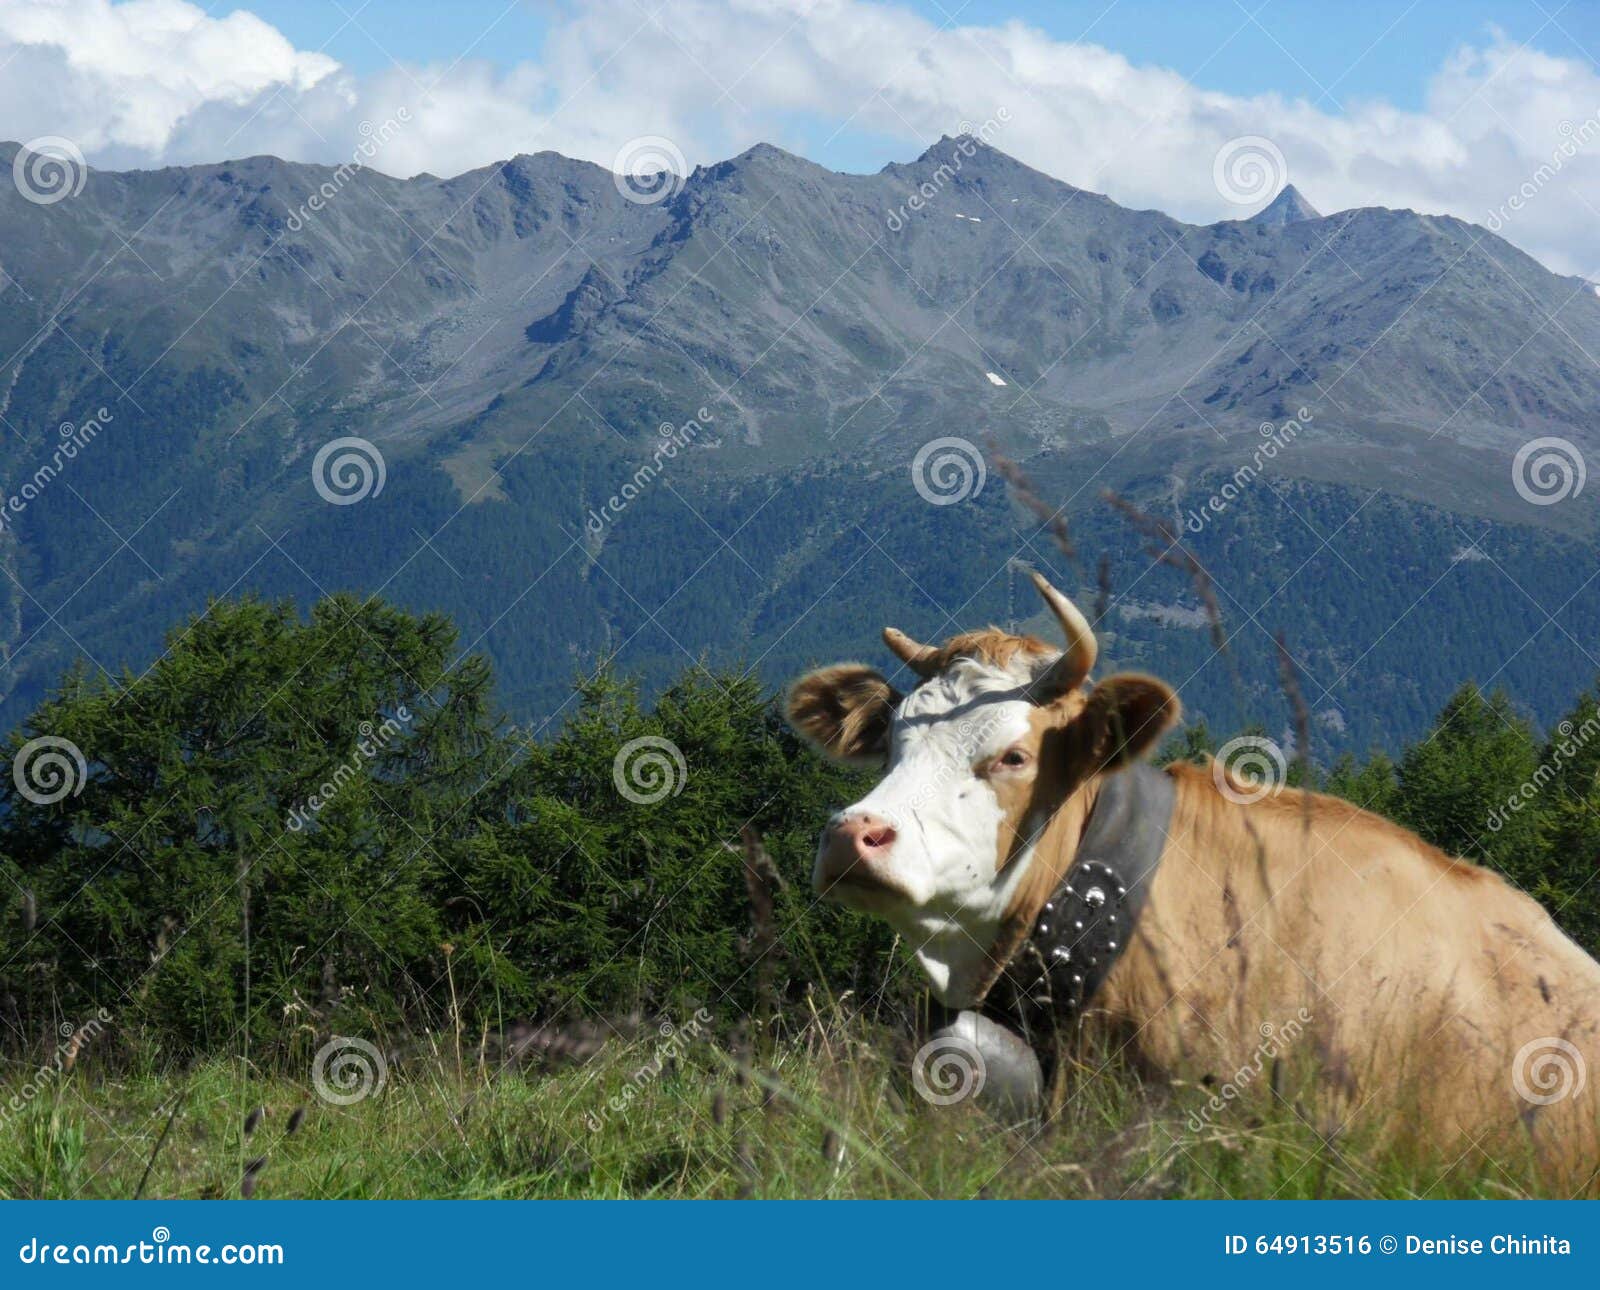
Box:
[882,627,941,678]
[1031,572,1097,696]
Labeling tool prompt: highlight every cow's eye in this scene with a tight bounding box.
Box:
[995,748,1030,770]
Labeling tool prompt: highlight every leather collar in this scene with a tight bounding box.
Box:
[984,762,1175,1040]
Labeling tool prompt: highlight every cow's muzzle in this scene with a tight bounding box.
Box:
[815,811,904,899]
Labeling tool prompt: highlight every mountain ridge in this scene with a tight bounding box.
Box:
[0,136,1596,751]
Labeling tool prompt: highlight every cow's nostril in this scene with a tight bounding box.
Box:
[819,813,900,896]
[828,814,897,860]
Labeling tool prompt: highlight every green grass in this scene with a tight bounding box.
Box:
[0,1013,1552,1200]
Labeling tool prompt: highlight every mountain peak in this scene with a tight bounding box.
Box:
[1249,184,1321,225]
[691,141,829,187]
[880,134,1081,199]
[910,133,1017,170]
[728,141,804,167]
[917,134,983,162]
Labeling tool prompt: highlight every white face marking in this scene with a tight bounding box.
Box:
[818,654,1055,1006]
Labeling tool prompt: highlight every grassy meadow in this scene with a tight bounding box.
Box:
[4,597,1596,1201]
[0,1005,1557,1201]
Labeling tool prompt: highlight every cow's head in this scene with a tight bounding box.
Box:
[786,573,1179,1005]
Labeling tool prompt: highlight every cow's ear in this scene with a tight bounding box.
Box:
[1076,673,1180,769]
[786,665,901,765]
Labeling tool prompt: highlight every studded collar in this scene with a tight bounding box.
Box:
[987,762,1175,1037]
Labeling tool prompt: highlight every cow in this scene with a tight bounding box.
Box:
[787,572,1600,1193]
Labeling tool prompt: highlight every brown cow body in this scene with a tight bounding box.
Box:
[1085,764,1600,1191]
[788,574,1600,1193]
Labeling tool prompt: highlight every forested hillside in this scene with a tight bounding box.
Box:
[2,594,1595,1059]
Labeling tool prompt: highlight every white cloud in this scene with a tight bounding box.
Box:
[0,0,338,153]
[3,0,1599,276]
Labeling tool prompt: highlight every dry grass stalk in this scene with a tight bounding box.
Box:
[1101,490,1226,655]
[987,443,1079,568]
[1275,631,1314,834]
[132,1093,184,1200]
[441,941,463,1086]
[1093,554,1113,627]
[737,825,782,1039]
[241,1154,267,1198]
[503,1017,615,1067]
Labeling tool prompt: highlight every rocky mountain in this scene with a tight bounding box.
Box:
[1249,184,1321,225]
[0,136,1596,752]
